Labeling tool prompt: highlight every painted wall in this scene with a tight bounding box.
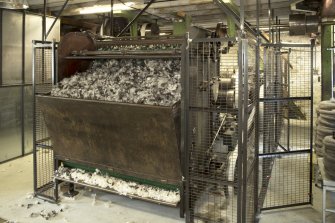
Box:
[0,10,60,162]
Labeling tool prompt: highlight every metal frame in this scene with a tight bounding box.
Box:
[0,9,2,86]
[0,9,30,163]
[21,10,26,157]
[45,0,69,39]
[32,40,58,201]
[117,0,155,37]
[258,41,315,211]
[184,34,258,222]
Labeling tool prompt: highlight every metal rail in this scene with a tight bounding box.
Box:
[71,49,181,56]
[45,0,69,39]
[65,55,181,59]
[214,0,269,42]
[96,36,184,46]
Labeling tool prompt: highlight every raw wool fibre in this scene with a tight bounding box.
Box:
[55,167,180,204]
[51,59,181,106]
[99,43,180,51]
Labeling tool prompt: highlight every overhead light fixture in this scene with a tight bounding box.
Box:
[0,0,29,9]
[79,2,134,14]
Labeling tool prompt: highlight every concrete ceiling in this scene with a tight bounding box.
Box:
[26,0,291,31]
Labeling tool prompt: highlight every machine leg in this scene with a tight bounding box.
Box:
[54,178,59,202]
[54,159,60,202]
[63,183,79,197]
[323,186,326,223]
[180,182,185,218]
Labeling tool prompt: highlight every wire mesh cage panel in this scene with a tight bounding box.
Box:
[258,43,314,210]
[33,41,57,201]
[244,40,258,223]
[185,37,258,223]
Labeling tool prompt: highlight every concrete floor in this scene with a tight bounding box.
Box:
[0,155,334,223]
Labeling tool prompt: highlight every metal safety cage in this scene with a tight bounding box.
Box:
[184,36,259,223]
[258,42,314,211]
[32,40,58,201]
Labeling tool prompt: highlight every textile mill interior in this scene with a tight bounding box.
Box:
[0,0,335,222]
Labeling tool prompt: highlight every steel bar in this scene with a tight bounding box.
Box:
[32,41,37,194]
[35,137,51,144]
[189,106,236,113]
[54,159,60,202]
[277,143,288,152]
[246,159,257,181]
[255,0,260,217]
[287,48,291,152]
[45,0,69,39]
[190,176,236,187]
[214,0,269,42]
[96,37,184,46]
[0,155,30,165]
[261,43,312,48]
[261,202,310,211]
[43,0,47,41]
[268,0,271,42]
[36,144,53,149]
[0,10,2,86]
[259,149,311,157]
[274,47,280,155]
[240,0,245,33]
[110,0,114,36]
[71,49,181,56]
[309,40,315,205]
[332,35,335,99]
[210,114,227,148]
[65,55,181,59]
[241,38,249,223]
[180,35,188,219]
[260,96,312,101]
[191,37,236,43]
[237,39,244,223]
[117,0,155,37]
[21,11,26,156]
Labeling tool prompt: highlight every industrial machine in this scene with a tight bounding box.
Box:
[33,26,257,222]
[36,33,185,207]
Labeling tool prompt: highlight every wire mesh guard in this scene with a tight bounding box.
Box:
[258,44,313,210]
[33,41,57,200]
[185,38,258,223]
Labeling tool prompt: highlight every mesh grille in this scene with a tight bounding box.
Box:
[186,38,257,223]
[33,43,56,200]
[258,44,313,210]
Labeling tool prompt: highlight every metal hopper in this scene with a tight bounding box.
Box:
[37,95,182,186]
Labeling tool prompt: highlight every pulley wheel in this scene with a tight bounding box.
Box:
[58,32,96,81]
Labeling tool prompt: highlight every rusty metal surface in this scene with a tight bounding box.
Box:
[58,32,96,81]
[37,95,182,185]
[71,49,182,56]
[95,36,184,46]
[65,55,182,60]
